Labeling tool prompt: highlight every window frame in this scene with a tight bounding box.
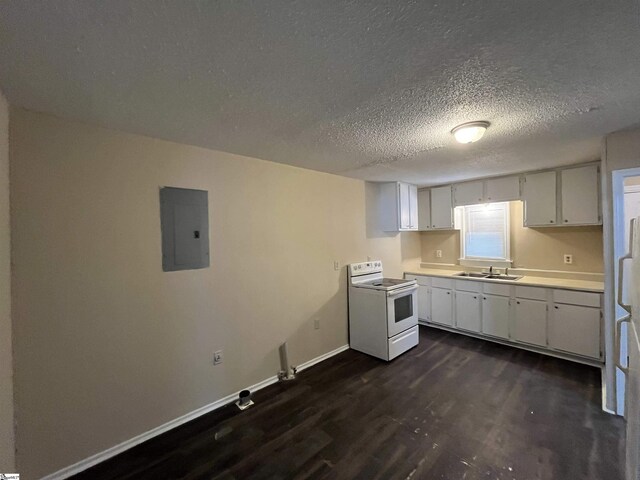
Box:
[458,202,512,268]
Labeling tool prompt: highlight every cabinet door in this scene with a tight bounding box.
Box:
[418,189,431,231]
[513,298,547,347]
[523,171,557,226]
[431,186,453,229]
[549,304,600,358]
[455,290,482,332]
[399,182,411,229]
[561,165,600,225]
[409,184,419,229]
[417,285,430,321]
[431,287,453,326]
[482,294,510,339]
[454,181,484,206]
[486,176,521,203]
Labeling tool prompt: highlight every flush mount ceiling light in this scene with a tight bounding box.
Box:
[451,121,490,144]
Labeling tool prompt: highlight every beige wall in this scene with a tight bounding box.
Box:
[10,109,420,478]
[421,201,603,273]
[0,91,15,471]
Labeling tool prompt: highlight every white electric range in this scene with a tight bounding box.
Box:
[348,261,419,361]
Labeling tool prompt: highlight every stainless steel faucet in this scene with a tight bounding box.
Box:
[489,265,493,274]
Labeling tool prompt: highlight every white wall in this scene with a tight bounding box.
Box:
[602,128,640,414]
[0,90,15,472]
[10,109,421,478]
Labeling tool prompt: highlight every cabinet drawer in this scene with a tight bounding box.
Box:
[388,326,419,360]
[405,275,430,286]
[515,286,547,301]
[483,283,511,297]
[553,289,600,308]
[432,277,454,289]
[455,279,482,293]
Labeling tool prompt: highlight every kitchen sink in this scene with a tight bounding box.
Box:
[454,272,522,281]
[485,274,522,281]
[454,272,489,278]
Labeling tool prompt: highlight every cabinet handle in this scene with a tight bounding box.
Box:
[483,297,487,300]
[447,292,450,295]
[550,220,554,223]
[473,296,477,299]
[564,219,568,223]
[516,301,520,304]
[554,305,559,309]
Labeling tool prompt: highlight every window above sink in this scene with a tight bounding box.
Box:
[458,202,512,268]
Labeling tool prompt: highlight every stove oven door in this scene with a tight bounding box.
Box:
[386,284,418,337]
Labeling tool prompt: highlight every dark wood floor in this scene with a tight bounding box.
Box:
[74,327,625,480]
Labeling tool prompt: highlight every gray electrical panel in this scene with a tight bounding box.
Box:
[160,187,209,272]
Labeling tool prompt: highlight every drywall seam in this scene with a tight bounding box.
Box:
[40,344,349,480]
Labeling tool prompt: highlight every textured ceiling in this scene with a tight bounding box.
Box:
[1,1,639,186]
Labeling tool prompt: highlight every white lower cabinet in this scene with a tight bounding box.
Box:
[455,291,481,332]
[403,273,603,364]
[417,285,430,321]
[513,298,547,347]
[548,304,601,359]
[431,287,453,326]
[481,294,510,339]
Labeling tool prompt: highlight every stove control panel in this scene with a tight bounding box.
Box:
[349,260,382,276]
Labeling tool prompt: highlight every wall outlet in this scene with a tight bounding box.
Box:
[333,261,340,271]
[436,250,443,258]
[314,318,320,330]
[213,350,223,365]
[563,254,573,265]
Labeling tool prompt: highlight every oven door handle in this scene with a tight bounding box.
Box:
[387,285,418,297]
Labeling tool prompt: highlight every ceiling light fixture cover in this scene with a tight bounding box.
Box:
[451,121,490,144]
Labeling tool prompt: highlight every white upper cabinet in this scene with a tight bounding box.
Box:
[418,189,431,231]
[430,186,454,229]
[485,176,521,203]
[379,182,418,231]
[399,182,411,229]
[453,181,484,206]
[452,176,520,206]
[409,183,418,228]
[561,165,600,225]
[522,171,557,227]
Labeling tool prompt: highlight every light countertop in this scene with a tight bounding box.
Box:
[404,268,604,293]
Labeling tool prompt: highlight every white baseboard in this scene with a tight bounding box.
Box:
[297,344,350,372]
[41,343,349,480]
